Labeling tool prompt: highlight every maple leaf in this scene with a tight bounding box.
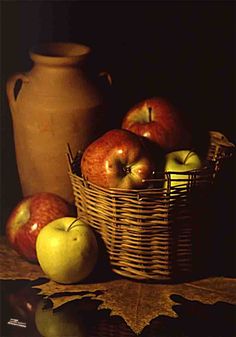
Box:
[33,277,236,334]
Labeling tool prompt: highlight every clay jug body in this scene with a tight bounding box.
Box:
[7,42,111,203]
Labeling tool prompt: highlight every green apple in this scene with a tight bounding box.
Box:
[35,299,86,337]
[164,150,202,189]
[36,217,98,284]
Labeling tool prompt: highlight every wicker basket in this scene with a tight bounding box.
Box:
[67,131,234,281]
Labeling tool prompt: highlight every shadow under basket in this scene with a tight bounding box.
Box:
[67,131,235,282]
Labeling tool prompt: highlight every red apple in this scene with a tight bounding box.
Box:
[6,192,75,262]
[6,285,41,321]
[121,97,192,152]
[81,129,156,189]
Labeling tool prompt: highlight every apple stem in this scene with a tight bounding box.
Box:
[67,218,81,232]
[183,151,193,165]
[123,165,131,174]
[148,107,152,122]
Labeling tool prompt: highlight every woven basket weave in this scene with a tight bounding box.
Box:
[67,131,234,281]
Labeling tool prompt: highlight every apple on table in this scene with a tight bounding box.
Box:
[35,298,86,337]
[36,217,98,284]
[5,285,41,321]
[122,97,192,152]
[80,128,157,189]
[6,192,75,263]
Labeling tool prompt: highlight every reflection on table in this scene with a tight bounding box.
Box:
[1,279,235,337]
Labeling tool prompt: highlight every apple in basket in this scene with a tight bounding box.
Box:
[121,97,192,152]
[163,150,203,189]
[80,129,157,189]
[6,192,75,262]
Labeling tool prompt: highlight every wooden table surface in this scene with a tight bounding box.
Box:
[1,236,236,337]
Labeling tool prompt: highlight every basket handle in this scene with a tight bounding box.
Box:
[209,131,235,149]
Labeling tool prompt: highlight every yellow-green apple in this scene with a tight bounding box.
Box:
[6,192,74,263]
[36,217,98,284]
[164,150,203,189]
[122,97,192,152]
[35,299,86,337]
[81,128,156,189]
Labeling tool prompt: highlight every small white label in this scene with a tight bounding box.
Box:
[7,318,26,328]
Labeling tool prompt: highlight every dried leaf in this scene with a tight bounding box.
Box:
[0,237,45,280]
[33,277,236,334]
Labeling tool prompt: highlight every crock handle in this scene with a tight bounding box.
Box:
[6,73,29,112]
[98,71,112,86]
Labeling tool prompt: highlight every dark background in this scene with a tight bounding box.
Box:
[1,1,235,274]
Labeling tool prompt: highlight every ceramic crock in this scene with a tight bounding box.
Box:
[6,42,112,203]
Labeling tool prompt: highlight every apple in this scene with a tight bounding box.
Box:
[121,97,192,152]
[6,285,41,321]
[80,128,156,189]
[36,217,98,284]
[164,150,203,189]
[35,299,86,337]
[6,192,74,263]
[4,284,42,337]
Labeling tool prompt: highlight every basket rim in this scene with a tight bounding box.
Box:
[68,164,215,196]
[67,129,234,194]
